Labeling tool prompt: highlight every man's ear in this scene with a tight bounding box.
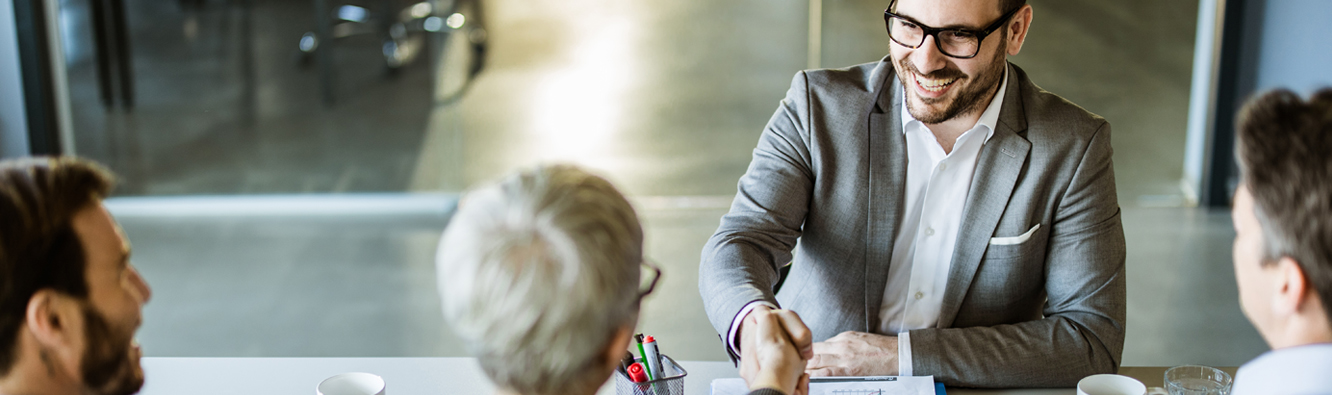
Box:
[1006,5,1034,56]
[25,290,78,348]
[1273,256,1311,316]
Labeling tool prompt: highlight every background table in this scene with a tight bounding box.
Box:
[139,358,1236,395]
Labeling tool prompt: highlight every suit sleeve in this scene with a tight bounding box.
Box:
[907,121,1127,387]
[699,71,817,359]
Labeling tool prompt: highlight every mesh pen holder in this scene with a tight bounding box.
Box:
[614,354,687,395]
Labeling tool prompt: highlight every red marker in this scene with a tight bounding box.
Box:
[627,362,650,383]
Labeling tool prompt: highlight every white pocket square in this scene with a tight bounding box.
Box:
[989,223,1041,246]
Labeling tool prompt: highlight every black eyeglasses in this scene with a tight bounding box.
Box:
[883,1,1021,59]
[637,260,662,304]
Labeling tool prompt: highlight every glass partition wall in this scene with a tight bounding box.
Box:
[57,0,485,357]
[46,0,1264,368]
[64,0,481,195]
[56,0,814,359]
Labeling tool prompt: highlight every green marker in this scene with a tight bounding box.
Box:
[634,333,655,381]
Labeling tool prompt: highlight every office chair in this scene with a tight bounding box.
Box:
[298,0,487,105]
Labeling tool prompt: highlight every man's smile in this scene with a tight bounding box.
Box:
[913,73,959,98]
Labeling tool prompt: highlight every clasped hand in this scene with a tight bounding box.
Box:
[740,308,900,394]
[738,307,812,395]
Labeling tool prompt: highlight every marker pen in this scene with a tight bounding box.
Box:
[626,362,656,395]
[615,351,631,372]
[634,334,655,381]
[626,363,649,383]
[642,335,664,380]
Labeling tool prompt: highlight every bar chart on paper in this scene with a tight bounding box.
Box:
[831,390,885,395]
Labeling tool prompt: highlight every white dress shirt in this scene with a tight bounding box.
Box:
[727,68,1009,376]
[883,67,1008,376]
[1232,343,1332,395]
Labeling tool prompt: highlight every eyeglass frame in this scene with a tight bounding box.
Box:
[882,0,1022,59]
[637,260,662,305]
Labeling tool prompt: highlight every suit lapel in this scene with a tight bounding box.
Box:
[864,68,907,331]
[937,64,1031,328]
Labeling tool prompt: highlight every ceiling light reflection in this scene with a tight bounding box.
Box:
[528,18,637,172]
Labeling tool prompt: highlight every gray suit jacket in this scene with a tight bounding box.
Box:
[699,59,1126,388]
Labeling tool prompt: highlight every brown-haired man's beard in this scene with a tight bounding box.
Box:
[895,40,1008,125]
[79,305,143,395]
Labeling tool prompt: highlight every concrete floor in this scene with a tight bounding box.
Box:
[67,0,1270,369]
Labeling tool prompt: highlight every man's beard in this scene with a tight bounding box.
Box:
[79,305,144,395]
[895,38,1008,124]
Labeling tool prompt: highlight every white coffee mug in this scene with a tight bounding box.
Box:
[1078,374,1147,395]
[317,372,386,395]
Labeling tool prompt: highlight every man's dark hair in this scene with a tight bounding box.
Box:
[1000,0,1027,14]
[1236,88,1332,324]
[889,0,1026,16]
[0,157,115,376]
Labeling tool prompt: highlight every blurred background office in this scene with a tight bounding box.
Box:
[1,0,1329,367]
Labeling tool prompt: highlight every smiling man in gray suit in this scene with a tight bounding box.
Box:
[699,0,1125,388]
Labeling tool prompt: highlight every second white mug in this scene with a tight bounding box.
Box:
[1078,374,1147,395]
[317,372,386,395]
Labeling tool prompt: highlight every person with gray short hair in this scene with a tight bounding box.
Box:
[436,164,812,395]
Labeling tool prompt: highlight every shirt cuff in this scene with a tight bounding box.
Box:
[897,332,913,376]
[727,300,779,356]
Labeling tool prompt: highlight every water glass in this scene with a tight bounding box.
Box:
[1164,365,1232,395]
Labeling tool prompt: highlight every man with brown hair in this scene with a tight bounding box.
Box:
[1229,88,1332,394]
[0,157,153,395]
[701,0,1125,387]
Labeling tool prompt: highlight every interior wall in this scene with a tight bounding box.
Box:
[1192,0,1332,207]
[0,0,31,159]
[1252,0,1332,94]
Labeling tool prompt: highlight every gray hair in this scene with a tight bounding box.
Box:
[436,164,643,395]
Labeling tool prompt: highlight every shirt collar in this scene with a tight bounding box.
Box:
[1234,343,1332,393]
[899,64,1009,143]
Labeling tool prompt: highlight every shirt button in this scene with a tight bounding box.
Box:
[939,163,948,171]
[924,227,935,236]
[914,291,924,300]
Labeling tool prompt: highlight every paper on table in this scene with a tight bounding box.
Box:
[711,376,936,395]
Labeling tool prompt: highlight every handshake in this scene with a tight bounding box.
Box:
[738,306,903,395]
[738,307,813,395]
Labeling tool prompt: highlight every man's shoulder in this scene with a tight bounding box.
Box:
[793,60,889,99]
[1234,344,1332,394]
[802,61,881,87]
[1012,65,1108,139]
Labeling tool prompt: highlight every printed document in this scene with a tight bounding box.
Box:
[711,376,935,395]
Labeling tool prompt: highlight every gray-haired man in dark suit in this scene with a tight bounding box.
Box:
[700,0,1125,388]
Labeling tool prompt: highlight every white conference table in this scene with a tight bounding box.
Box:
[140,358,1220,395]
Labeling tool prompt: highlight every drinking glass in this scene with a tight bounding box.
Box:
[1164,365,1232,395]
